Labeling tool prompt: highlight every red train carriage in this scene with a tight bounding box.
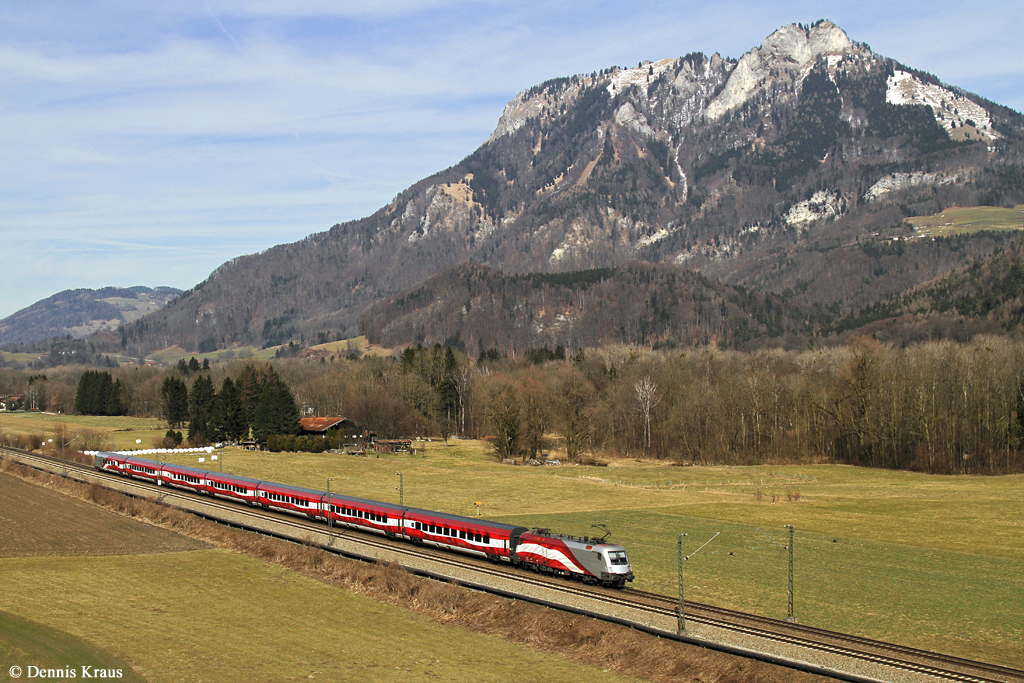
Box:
[123,456,162,484]
[401,508,528,561]
[255,481,326,518]
[324,494,405,537]
[160,462,208,494]
[205,471,262,505]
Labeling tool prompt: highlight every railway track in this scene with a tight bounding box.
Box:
[3,446,1022,683]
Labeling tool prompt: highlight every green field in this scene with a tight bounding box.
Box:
[0,550,645,683]
[190,440,1024,667]
[0,350,43,365]
[908,204,1024,237]
[0,412,168,452]
[308,335,395,357]
[144,344,278,364]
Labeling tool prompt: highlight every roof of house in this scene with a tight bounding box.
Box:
[298,417,352,432]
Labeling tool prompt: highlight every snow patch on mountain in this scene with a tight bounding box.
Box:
[863,171,963,202]
[607,59,675,96]
[886,70,999,141]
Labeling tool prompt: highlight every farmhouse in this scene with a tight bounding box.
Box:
[297,417,362,438]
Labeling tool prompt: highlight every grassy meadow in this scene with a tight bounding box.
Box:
[4,411,1022,667]
[308,335,395,357]
[144,345,278,364]
[0,411,167,452]
[0,550,646,683]
[908,204,1024,237]
[196,439,1024,667]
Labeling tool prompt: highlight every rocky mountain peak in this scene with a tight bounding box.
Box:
[705,20,859,121]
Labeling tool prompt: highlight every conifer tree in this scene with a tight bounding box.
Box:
[187,374,215,444]
[215,377,247,442]
[252,382,300,443]
[161,376,189,428]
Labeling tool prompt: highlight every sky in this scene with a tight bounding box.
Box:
[1,1,1021,321]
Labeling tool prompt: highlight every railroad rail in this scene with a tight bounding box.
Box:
[3,446,1022,683]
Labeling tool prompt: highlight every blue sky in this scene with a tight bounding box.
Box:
[2,1,1021,321]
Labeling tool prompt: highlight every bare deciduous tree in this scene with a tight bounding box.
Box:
[634,375,661,455]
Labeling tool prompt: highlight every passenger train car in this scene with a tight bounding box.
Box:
[93,452,635,587]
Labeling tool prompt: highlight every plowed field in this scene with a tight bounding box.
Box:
[0,472,208,557]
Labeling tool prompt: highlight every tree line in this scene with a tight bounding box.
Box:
[282,337,1024,474]
[9,337,1024,474]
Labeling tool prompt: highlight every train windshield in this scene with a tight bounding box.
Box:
[608,550,629,565]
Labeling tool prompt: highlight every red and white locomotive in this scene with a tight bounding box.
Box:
[94,452,635,588]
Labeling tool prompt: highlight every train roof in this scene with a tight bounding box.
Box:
[256,480,329,498]
[160,461,211,476]
[94,451,130,461]
[326,492,408,513]
[404,507,527,533]
[123,455,163,468]
[205,471,264,487]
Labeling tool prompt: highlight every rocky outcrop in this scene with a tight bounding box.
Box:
[705,21,856,121]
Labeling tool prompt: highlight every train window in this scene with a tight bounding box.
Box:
[483,535,490,545]
[474,533,481,543]
[459,530,465,539]
[608,551,628,565]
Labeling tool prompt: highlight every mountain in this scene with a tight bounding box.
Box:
[113,21,1024,355]
[0,286,182,346]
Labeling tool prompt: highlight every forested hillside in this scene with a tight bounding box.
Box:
[0,286,180,346]
[361,262,822,352]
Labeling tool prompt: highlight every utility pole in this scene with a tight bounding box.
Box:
[786,524,796,622]
[395,472,403,505]
[677,531,719,634]
[677,533,685,633]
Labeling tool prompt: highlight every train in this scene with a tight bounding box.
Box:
[93,452,635,588]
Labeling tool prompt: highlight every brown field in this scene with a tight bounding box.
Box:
[0,472,209,558]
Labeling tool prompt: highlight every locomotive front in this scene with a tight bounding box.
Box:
[593,543,634,588]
